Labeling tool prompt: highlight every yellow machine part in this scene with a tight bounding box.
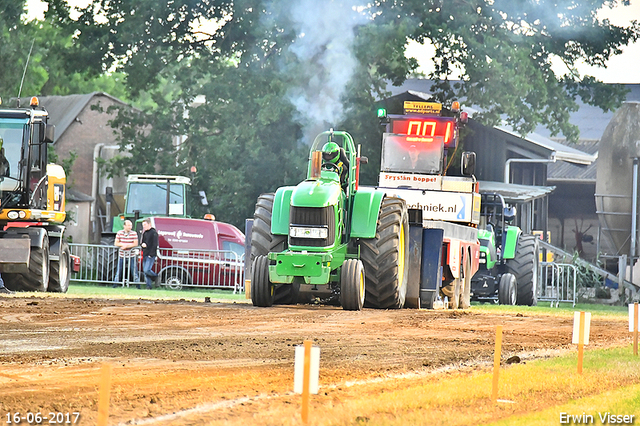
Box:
[46,164,67,223]
[533,230,554,262]
[0,164,69,223]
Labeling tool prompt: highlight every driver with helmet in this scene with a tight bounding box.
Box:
[321,141,350,190]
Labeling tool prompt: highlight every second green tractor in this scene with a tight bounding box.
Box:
[250,130,409,310]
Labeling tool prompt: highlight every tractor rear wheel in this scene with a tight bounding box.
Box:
[498,273,517,305]
[361,197,409,309]
[506,235,539,306]
[340,259,365,311]
[251,193,298,305]
[49,241,71,293]
[251,255,274,307]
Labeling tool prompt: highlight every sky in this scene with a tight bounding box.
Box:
[406,2,640,84]
[26,0,640,84]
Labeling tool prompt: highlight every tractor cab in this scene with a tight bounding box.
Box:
[478,193,518,266]
[478,193,510,270]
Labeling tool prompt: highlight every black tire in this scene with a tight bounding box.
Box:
[459,251,471,309]
[361,197,409,309]
[5,238,50,292]
[251,193,297,304]
[498,273,517,305]
[421,291,436,309]
[49,241,70,293]
[251,255,274,307]
[340,259,365,311]
[162,268,190,290]
[97,236,118,282]
[506,234,539,306]
[446,278,461,309]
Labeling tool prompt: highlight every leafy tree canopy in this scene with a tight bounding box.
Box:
[0,0,132,102]
[33,0,640,227]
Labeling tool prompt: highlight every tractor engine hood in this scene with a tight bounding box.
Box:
[290,178,342,208]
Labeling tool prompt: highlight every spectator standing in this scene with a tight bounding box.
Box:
[114,219,140,286]
[141,218,159,289]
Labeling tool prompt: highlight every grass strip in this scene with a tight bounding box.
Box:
[286,345,640,426]
[471,302,629,317]
[31,282,247,302]
[485,382,640,425]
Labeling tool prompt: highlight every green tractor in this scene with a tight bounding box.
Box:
[250,130,409,310]
[470,193,539,305]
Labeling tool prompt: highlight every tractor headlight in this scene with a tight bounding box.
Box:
[289,226,329,239]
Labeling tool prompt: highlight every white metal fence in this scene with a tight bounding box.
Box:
[69,243,245,293]
[538,261,577,307]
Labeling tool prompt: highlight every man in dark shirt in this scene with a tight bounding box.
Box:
[141,218,159,289]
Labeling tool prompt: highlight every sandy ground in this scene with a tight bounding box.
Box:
[0,295,631,425]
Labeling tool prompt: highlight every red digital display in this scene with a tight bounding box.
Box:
[391,117,456,145]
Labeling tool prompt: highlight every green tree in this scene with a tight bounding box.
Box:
[375,0,638,140]
[45,0,640,226]
[0,0,133,101]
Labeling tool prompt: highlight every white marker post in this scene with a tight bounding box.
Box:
[294,340,320,424]
[628,303,639,356]
[572,311,591,374]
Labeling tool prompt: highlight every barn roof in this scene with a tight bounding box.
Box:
[17,92,128,143]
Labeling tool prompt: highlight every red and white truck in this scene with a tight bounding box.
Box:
[150,216,245,290]
[377,101,480,308]
[97,174,245,290]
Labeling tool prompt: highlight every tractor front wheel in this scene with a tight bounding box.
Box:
[251,193,297,305]
[251,255,274,307]
[6,237,50,292]
[498,273,517,305]
[49,241,71,293]
[340,259,365,311]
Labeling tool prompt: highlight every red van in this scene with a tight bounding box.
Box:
[150,217,245,290]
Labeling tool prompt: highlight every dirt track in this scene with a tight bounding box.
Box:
[0,295,631,425]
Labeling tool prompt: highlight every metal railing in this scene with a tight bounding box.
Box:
[69,244,245,293]
[538,261,577,307]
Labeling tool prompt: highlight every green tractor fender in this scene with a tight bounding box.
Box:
[501,226,522,260]
[478,228,497,270]
[349,187,385,239]
[270,186,295,235]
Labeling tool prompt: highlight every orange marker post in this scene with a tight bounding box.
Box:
[492,325,503,403]
[301,340,312,425]
[97,363,113,426]
[577,311,585,375]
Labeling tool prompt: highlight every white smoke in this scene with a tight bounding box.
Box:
[278,0,368,142]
